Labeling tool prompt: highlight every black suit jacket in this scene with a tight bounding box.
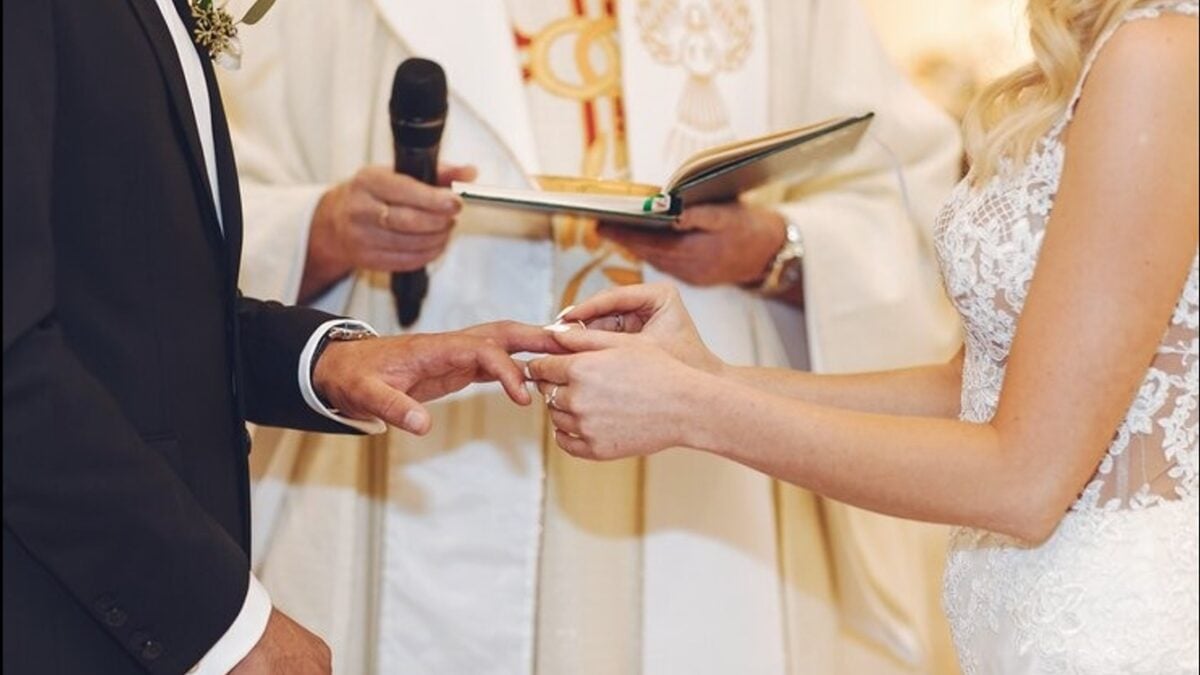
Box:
[3,0,355,672]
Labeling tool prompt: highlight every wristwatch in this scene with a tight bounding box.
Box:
[313,323,377,364]
[310,323,378,406]
[755,216,804,297]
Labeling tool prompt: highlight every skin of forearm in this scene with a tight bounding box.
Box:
[722,358,963,419]
[679,374,1069,542]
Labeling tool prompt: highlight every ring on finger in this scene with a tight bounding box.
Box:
[378,203,390,228]
[546,384,561,411]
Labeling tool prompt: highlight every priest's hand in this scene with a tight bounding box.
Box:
[597,202,785,287]
[300,163,478,302]
[312,321,559,434]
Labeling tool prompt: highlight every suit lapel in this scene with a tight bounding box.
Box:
[196,40,244,277]
[123,0,225,247]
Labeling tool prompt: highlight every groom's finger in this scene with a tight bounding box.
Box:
[470,345,532,405]
[527,355,570,384]
[355,378,431,435]
[551,327,635,353]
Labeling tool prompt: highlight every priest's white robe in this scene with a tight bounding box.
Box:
[220,1,963,672]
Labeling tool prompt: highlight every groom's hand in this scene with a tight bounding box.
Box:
[231,609,331,675]
[312,321,561,434]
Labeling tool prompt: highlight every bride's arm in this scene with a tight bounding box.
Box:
[537,19,1197,543]
[722,350,964,418]
[558,282,966,418]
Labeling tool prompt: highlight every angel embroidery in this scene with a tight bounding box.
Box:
[636,0,753,166]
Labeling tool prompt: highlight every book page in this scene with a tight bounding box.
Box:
[661,119,839,192]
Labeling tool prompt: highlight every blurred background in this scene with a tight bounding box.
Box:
[861,0,1033,122]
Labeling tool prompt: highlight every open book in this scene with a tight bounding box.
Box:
[452,113,873,228]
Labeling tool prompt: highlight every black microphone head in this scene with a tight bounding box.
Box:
[390,58,447,148]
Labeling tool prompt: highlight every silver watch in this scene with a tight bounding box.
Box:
[756,217,804,296]
[312,323,377,374]
[325,324,378,342]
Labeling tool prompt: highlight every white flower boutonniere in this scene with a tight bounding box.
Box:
[188,0,276,70]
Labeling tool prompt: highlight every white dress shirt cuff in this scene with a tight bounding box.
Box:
[188,573,271,674]
[299,319,388,434]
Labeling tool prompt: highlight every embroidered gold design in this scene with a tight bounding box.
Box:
[514,3,643,309]
[525,16,622,101]
[636,0,753,166]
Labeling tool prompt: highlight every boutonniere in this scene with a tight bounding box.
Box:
[188,0,276,71]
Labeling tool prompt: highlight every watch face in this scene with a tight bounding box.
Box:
[329,325,376,341]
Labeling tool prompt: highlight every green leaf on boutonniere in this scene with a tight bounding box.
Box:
[239,0,275,24]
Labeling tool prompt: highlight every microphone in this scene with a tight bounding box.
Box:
[389,58,447,328]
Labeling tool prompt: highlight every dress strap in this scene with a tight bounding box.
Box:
[1047,1,1198,139]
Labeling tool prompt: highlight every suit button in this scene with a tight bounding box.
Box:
[104,606,128,627]
[140,640,164,661]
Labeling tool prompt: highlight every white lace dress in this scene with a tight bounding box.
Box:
[933,3,1200,673]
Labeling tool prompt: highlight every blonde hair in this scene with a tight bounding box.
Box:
[962,0,1148,182]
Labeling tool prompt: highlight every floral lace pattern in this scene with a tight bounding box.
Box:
[933,3,1200,672]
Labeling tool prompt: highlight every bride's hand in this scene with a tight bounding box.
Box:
[528,338,713,460]
[554,283,724,375]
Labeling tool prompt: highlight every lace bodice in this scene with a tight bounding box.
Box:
[935,4,1199,673]
[934,3,1199,513]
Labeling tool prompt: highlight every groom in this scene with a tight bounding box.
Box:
[1,0,556,672]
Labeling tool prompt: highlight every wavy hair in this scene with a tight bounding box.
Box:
[962,0,1149,182]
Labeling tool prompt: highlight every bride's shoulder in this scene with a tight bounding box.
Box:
[1070,13,1197,148]
[1091,9,1197,79]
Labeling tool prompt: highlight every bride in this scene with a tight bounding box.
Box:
[528,0,1199,671]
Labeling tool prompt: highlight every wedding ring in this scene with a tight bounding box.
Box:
[546,384,560,410]
[378,203,390,228]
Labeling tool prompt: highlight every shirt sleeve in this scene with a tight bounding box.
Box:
[187,574,272,674]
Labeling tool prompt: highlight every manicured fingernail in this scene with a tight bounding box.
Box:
[554,305,576,321]
[543,323,572,333]
[403,409,427,432]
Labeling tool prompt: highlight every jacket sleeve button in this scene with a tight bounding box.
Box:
[140,640,164,661]
[103,607,128,627]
